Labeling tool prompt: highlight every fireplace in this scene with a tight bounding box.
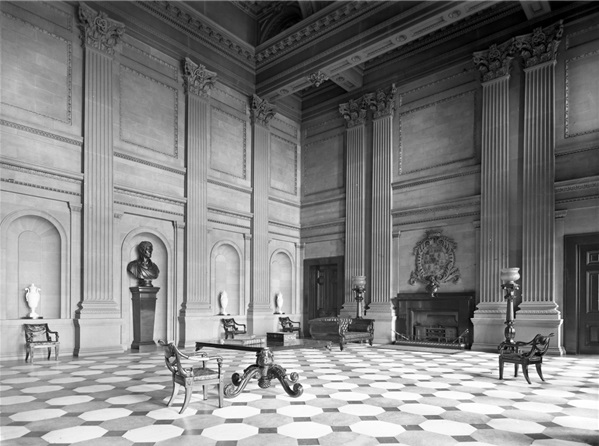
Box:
[393,292,475,349]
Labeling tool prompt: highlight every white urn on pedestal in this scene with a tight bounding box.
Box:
[24,283,42,319]
[274,292,283,314]
[218,291,229,315]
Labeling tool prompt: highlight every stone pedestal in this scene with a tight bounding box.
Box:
[130,286,159,352]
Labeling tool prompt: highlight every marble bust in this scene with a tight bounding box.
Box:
[127,241,160,287]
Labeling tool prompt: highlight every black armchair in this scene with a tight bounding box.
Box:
[499,333,554,384]
[221,318,247,339]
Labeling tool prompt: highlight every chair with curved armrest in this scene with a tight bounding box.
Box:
[221,318,247,339]
[24,323,59,363]
[498,333,554,384]
[279,317,301,337]
[158,340,223,413]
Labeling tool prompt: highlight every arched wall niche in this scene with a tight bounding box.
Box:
[121,228,173,347]
[0,210,69,320]
[270,249,294,315]
[210,240,243,316]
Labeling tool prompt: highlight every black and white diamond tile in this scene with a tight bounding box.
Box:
[1,345,598,445]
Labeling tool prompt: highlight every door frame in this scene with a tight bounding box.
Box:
[303,256,344,336]
[564,232,599,354]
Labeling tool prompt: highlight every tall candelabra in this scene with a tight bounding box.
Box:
[352,275,366,319]
[500,267,520,346]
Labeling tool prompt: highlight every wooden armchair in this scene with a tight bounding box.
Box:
[158,340,223,413]
[279,317,301,337]
[24,323,59,363]
[498,333,554,384]
[221,318,247,339]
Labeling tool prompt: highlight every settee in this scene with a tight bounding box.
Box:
[308,317,374,350]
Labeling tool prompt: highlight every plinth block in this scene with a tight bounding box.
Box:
[130,286,159,351]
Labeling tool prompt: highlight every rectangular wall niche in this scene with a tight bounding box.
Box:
[393,293,475,349]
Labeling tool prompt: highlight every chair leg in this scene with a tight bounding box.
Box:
[498,359,504,380]
[180,385,193,414]
[55,344,59,361]
[47,348,51,360]
[521,364,532,384]
[167,380,179,407]
[25,347,30,363]
[514,363,519,377]
[203,385,207,401]
[218,381,223,408]
[535,363,545,381]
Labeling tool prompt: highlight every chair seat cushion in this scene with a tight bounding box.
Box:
[193,368,219,380]
[30,342,59,346]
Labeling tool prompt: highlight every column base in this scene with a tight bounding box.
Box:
[364,302,395,344]
[73,318,126,356]
[247,304,277,336]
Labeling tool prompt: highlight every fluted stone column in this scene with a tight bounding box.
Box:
[369,84,396,342]
[339,95,370,316]
[74,4,125,356]
[471,41,515,351]
[68,203,82,320]
[514,23,564,352]
[179,58,216,344]
[248,95,276,335]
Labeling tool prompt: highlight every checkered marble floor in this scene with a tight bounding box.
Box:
[1,344,598,445]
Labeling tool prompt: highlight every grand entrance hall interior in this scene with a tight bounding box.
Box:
[1,0,598,444]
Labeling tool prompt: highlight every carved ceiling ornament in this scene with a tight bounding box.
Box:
[473,40,514,83]
[513,20,563,68]
[251,94,276,126]
[78,3,124,56]
[369,83,397,119]
[339,94,370,128]
[409,229,461,296]
[183,57,217,97]
[308,71,329,88]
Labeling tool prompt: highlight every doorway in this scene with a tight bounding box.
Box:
[564,233,599,354]
[303,256,344,337]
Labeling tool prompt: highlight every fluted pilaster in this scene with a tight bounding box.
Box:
[340,94,369,304]
[370,84,396,304]
[518,22,562,314]
[182,58,215,314]
[250,95,275,311]
[78,4,124,316]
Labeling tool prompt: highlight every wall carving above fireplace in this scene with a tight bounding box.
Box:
[409,229,461,296]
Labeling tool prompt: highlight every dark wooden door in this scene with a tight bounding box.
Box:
[565,234,599,354]
[304,257,344,337]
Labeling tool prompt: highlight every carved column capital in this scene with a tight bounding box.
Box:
[182,57,217,97]
[370,83,397,119]
[473,40,514,83]
[339,94,370,128]
[251,94,276,126]
[78,3,124,55]
[513,21,563,68]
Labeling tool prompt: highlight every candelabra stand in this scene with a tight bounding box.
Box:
[352,276,366,319]
[499,268,520,349]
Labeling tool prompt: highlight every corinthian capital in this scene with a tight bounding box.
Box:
[473,40,514,83]
[183,58,217,97]
[78,3,124,55]
[251,94,276,126]
[369,83,397,119]
[513,20,563,68]
[339,94,370,128]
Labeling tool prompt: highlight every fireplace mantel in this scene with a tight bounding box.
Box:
[393,292,475,348]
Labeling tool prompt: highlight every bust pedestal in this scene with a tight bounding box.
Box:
[130,286,159,352]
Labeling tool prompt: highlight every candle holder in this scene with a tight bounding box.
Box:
[352,275,366,319]
[500,267,520,346]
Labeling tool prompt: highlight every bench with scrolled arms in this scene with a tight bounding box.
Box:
[308,317,374,351]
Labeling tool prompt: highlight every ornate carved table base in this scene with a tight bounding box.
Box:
[224,349,303,398]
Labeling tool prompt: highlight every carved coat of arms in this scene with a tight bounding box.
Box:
[409,229,461,295]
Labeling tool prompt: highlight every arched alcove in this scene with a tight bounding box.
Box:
[270,250,294,314]
[210,241,243,315]
[121,230,172,346]
[1,211,68,320]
